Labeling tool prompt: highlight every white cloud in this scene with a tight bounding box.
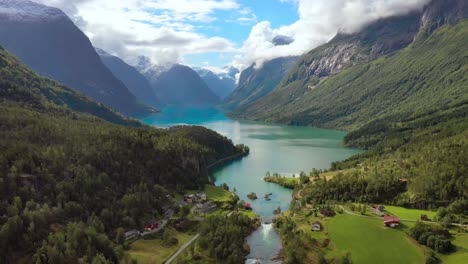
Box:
[33,0,240,65]
[234,0,431,70]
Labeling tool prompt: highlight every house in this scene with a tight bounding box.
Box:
[124,230,140,240]
[421,214,429,221]
[384,216,400,227]
[144,222,159,231]
[311,221,322,231]
[244,202,252,210]
[371,205,386,216]
[320,208,336,217]
[194,202,217,214]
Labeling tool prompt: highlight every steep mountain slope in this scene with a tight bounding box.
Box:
[0,46,141,126]
[0,0,152,115]
[97,48,160,108]
[194,67,237,100]
[222,56,299,111]
[136,58,220,106]
[237,0,468,131]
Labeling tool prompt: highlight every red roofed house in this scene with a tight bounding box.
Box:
[383,216,400,228]
[244,202,252,210]
[144,222,159,231]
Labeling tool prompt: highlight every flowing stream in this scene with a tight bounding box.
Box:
[141,107,361,264]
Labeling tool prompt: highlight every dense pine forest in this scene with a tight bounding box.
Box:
[0,47,245,263]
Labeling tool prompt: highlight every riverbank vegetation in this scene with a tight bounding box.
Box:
[176,214,260,264]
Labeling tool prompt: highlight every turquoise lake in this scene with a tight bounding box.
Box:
[141,107,361,263]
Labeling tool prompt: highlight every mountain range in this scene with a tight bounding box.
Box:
[193,66,238,100]
[222,56,299,112]
[0,0,152,115]
[136,57,220,107]
[229,0,468,132]
[96,48,160,108]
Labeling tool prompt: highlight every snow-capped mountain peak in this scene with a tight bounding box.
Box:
[0,0,66,22]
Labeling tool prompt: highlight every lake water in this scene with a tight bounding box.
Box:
[141,107,361,264]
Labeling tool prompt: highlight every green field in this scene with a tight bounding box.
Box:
[127,232,193,263]
[440,233,468,264]
[385,206,437,221]
[203,184,234,203]
[329,214,424,264]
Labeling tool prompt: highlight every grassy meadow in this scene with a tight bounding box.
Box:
[328,214,425,264]
[385,205,437,221]
[127,232,193,264]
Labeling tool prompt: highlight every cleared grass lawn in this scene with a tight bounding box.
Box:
[203,184,233,203]
[329,214,424,264]
[440,233,468,264]
[127,232,193,264]
[385,205,437,221]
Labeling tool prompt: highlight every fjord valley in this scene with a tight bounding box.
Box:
[0,0,467,264]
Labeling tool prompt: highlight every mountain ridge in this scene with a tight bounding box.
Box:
[0,0,152,115]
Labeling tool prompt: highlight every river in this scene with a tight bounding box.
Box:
[141,107,361,264]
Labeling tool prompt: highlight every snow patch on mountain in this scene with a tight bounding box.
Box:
[0,0,65,22]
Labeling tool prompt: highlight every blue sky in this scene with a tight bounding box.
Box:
[34,0,432,70]
[168,0,300,67]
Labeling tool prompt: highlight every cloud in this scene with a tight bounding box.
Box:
[33,0,240,65]
[233,0,431,70]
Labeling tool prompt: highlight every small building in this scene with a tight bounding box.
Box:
[124,230,140,240]
[421,214,429,221]
[311,221,322,231]
[244,202,252,210]
[194,202,217,214]
[371,205,386,216]
[384,216,400,227]
[144,222,159,231]
[320,208,336,217]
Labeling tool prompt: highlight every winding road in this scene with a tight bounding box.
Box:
[164,234,200,264]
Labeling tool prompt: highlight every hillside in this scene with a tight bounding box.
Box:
[0,46,245,262]
[222,56,299,111]
[235,0,468,132]
[0,46,140,126]
[0,0,152,115]
[97,48,160,108]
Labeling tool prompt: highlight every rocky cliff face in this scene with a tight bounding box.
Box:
[286,0,467,83]
[234,0,468,129]
[0,0,151,115]
[289,12,421,82]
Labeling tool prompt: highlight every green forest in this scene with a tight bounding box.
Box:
[0,47,245,263]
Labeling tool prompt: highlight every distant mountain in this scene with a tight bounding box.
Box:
[136,57,220,106]
[0,0,152,115]
[236,0,468,130]
[222,56,299,111]
[0,45,141,126]
[272,35,294,46]
[193,67,238,100]
[96,48,160,108]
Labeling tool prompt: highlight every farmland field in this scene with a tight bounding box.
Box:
[127,232,193,263]
[329,214,425,264]
[385,206,437,221]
